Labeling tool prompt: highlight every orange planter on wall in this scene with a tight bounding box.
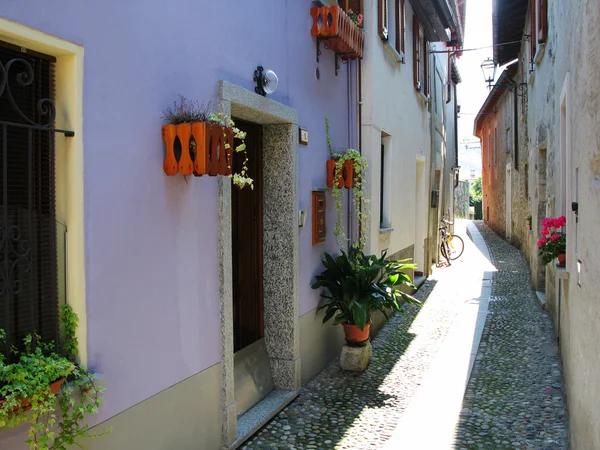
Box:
[310,5,365,60]
[161,124,178,176]
[162,122,234,177]
[176,123,193,176]
[326,160,355,189]
[326,160,344,189]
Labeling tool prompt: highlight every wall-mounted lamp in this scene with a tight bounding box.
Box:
[479,58,527,97]
[480,58,497,90]
[254,66,279,97]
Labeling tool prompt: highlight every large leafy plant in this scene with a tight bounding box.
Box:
[0,305,109,449]
[312,247,419,330]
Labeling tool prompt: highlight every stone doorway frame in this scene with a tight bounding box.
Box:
[217,81,300,446]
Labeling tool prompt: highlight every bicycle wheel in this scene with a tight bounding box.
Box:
[440,237,451,264]
[447,235,464,260]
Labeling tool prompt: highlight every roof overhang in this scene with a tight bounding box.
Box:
[492,0,528,65]
[411,0,458,42]
[473,63,518,136]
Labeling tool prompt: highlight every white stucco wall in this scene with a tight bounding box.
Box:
[360,0,437,272]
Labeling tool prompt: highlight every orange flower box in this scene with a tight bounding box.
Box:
[161,122,234,177]
[310,5,365,60]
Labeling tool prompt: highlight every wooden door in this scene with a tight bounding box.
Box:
[232,121,263,353]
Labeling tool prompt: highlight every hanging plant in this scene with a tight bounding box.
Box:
[161,96,252,189]
[0,305,110,449]
[325,117,369,251]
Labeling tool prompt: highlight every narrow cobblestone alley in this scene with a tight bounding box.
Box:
[241,221,568,450]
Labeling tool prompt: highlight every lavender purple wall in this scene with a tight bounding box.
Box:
[1,0,354,424]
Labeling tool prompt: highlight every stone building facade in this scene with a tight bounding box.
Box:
[487,0,600,447]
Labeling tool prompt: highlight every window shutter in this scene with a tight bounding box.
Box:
[0,42,58,360]
[423,39,429,96]
[538,0,547,43]
[396,0,405,54]
[529,0,537,58]
[413,15,420,89]
[378,0,388,40]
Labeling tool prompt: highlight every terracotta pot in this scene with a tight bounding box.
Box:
[343,160,354,189]
[342,322,371,344]
[326,160,345,188]
[161,124,178,175]
[0,377,66,415]
[557,253,566,267]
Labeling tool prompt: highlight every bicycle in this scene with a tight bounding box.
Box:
[439,218,464,265]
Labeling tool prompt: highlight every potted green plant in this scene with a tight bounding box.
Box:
[312,247,419,345]
[537,215,566,267]
[161,96,252,189]
[324,117,369,250]
[0,305,109,449]
[526,215,532,230]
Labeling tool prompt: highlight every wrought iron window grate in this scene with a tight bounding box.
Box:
[0,41,73,361]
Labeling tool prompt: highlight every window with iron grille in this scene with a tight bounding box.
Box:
[0,41,60,361]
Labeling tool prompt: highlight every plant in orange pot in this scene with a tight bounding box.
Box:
[537,215,566,267]
[324,117,369,249]
[312,247,419,347]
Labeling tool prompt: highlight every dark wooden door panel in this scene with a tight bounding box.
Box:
[232,120,263,353]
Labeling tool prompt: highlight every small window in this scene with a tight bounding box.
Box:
[530,0,547,61]
[494,127,498,163]
[380,134,391,228]
[339,0,364,18]
[413,16,429,95]
[487,132,491,167]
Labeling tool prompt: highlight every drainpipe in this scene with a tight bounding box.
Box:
[425,44,436,275]
[347,60,352,251]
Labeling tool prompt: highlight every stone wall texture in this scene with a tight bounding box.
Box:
[487,0,600,447]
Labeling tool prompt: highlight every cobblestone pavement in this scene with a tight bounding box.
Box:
[453,222,568,449]
[242,222,568,449]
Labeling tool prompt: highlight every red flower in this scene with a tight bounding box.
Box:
[541,227,550,236]
[550,233,561,242]
[537,237,547,247]
[558,216,566,227]
[542,217,551,227]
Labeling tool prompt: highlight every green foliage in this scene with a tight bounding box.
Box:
[469,176,482,200]
[0,306,109,449]
[208,112,252,189]
[325,117,369,251]
[325,116,334,159]
[312,247,420,330]
[60,305,78,362]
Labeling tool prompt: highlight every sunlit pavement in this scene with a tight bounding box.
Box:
[242,221,566,449]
